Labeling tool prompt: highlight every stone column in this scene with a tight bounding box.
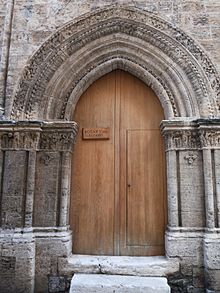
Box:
[161,120,205,290]
[33,121,78,293]
[199,120,220,292]
[0,121,41,293]
[202,148,215,229]
[165,150,179,228]
[59,151,72,228]
[0,121,78,293]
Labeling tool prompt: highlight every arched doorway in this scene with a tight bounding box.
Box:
[70,70,167,256]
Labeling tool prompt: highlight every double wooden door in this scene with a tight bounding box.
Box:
[70,70,167,256]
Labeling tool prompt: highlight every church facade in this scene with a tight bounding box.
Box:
[0,1,220,292]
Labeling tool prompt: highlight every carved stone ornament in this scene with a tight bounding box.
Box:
[40,153,54,166]
[199,130,220,148]
[161,119,220,151]
[184,153,198,165]
[163,129,200,150]
[10,5,220,121]
[0,121,79,151]
[39,132,77,151]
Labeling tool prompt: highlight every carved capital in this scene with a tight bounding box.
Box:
[39,122,79,151]
[199,130,220,148]
[163,130,200,151]
[161,120,199,151]
[0,121,79,151]
[161,119,220,150]
[0,122,41,150]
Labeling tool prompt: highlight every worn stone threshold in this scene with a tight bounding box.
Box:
[68,255,179,277]
[70,274,171,292]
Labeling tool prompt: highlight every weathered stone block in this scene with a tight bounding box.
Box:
[166,231,203,265]
[204,234,220,270]
[205,269,220,291]
[48,275,70,293]
[1,151,27,228]
[70,274,171,293]
[179,151,204,228]
[60,255,179,277]
[0,232,35,293]
[0,256,16,292]
[34,151,61,227]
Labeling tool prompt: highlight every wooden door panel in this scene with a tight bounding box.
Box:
[70,70,167,256]
[71,71,115,255]
[119,70,166,256]
[126,129,165,254]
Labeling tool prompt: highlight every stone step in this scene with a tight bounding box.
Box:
[66,255,179,277]
[70,274,171,293]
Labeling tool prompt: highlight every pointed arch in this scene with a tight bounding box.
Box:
[10,5,220,120]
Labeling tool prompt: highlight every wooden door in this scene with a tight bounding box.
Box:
[70,70,167,256]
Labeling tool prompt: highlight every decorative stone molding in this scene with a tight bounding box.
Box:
[184,153,198,165]
[0,122,40,150]
[9,5,220,121]
[199,130,220,148]
[161,119,220,150]
[39,130,78,151]
[162,129,200,150]
[0,121,79,151]
[39,153,55,166]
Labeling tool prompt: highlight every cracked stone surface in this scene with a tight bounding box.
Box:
[70,274,171,293]
[67,255,179,277]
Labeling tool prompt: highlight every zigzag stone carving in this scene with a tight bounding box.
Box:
[11,5,220,120]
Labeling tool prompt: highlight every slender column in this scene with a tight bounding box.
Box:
[59,151,72,227]
[214,150,220,228]
[203,149,215,229]
[166,150,179,227]
[24,151,37,228]
[0,150,4,227]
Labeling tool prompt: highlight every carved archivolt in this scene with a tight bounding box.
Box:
[10,5,220,120]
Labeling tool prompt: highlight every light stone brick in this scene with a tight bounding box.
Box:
[70,274,171,293]
[0,2,220,293]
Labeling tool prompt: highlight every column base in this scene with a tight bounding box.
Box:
[204,232,220,292]
[0,229,35,293]
[34,229,72,293]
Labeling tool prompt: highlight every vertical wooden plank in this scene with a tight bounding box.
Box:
[114,70,120,255]
[71,71,115,255]
[126,130,165,249]
[119,70,166,255]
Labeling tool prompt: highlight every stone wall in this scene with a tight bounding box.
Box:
[1,0,220,116]
[0,121,78,293]
[0,1,7,60]
[0,1,220,293]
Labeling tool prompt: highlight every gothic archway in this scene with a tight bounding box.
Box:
[10,5,220,120]
[1,5,220,292]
